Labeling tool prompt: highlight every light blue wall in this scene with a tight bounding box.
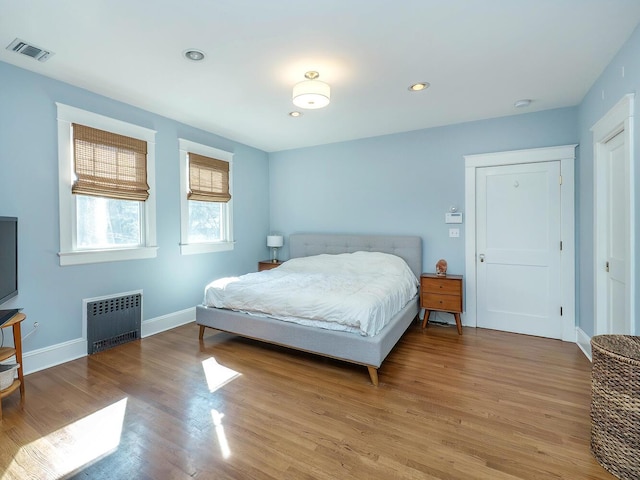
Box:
[577,24,640,336]
[269,108,578,277]
[0,61,270,352]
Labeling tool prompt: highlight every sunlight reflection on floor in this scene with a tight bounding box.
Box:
[201,357,240,460]
[2,397,127,480]
[201,357,241,393]
[211,409,231,459]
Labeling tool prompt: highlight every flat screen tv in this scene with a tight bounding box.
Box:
[0,217,18,306]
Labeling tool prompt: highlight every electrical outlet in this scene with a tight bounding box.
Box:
[449,228,460,238]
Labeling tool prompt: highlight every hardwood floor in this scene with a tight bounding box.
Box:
[0,321,614,480]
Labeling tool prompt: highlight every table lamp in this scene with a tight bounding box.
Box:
[267,235,284,263]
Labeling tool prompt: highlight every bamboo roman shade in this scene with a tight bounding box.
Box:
[72,123,149,201]
[188,153,231,203]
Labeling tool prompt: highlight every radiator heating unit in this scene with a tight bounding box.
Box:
[86,293,142,354]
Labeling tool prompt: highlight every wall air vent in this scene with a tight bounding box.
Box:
[6,38,54,62]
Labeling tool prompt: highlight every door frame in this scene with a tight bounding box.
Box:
[464,145,576,342]
[592,93,635,336]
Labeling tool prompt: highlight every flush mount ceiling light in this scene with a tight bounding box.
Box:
[289,111,303,117]
[183,49,205,61]
[292,71,330,109]
[514,99,532,108]
[408,82,430,92]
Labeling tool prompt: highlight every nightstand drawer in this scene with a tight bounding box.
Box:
[421,277,461,296]
[422,293,462,312]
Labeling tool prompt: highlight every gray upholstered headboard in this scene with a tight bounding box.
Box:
[289,233,423,278]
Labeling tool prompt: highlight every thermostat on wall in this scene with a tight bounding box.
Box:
[445,212,463,224]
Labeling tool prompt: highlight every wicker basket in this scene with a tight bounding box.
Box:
[590,335,640,480]
[0,363,19,390]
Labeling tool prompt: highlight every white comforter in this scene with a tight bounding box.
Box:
[203,251,418,336]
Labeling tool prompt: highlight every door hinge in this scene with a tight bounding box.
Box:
[606,261,610,272]
[559,175,563,185]
[560,241,563,251]
[560,307,563,316]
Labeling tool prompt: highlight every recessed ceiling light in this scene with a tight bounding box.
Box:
[408,82,430,92]
[289,111,303,117]
[183,49,205,61]
[514,99,532,108]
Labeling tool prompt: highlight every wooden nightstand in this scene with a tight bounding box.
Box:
[420,273,463,335]
[258,260,283,271]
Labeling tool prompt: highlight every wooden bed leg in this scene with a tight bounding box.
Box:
[367,366,379,386]
[198,324,206,340]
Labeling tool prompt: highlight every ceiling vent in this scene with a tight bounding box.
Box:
[6,38,54,62]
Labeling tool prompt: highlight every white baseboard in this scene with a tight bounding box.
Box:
[141,306,195,338]
[22,307,196,375]
[422,311,467,327]
[22,338,87,375]
[576,327,592,362]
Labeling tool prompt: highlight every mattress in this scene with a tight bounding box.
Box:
[203,251,418,337]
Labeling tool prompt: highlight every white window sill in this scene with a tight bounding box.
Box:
[180,241,234,255]
[58,246,158,266]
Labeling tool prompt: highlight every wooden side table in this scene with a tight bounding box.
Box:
[420,273,463,335]
[0,312,25,419]
[258,260,283,272]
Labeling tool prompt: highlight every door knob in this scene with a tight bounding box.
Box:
[479,254,485,263]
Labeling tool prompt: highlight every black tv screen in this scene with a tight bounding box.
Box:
[0,217,18,306]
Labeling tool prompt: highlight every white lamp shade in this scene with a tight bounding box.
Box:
[267,235,284,248]
[292,80,330,109]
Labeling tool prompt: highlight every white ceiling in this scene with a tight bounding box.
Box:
[2,1,640,152]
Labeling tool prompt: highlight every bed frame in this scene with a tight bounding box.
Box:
[196,233,422,385]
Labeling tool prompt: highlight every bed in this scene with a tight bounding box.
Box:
[196,233,422,385]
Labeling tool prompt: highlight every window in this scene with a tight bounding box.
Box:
[57,103,157,266]
[178,139,234,255]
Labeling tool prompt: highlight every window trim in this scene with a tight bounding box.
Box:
[178,138,234,255]
[57,103,158,266]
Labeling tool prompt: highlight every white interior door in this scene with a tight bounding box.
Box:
[593,94,634,339]
[603,132,630,334]
[476,161,562,339]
